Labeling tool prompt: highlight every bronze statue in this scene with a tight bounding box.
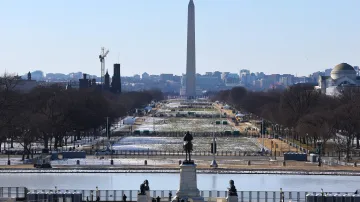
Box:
[144,180,150,191]
[228,180,238,196]
[138,181,146,195]
[183,131,193,162]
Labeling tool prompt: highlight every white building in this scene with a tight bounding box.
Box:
[317,63,360,96]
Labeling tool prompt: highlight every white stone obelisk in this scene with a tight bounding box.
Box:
[186,0,196,98]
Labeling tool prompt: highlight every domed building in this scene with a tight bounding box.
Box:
[318,63,360,95]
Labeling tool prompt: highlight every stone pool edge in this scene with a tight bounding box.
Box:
[0,168,359,176]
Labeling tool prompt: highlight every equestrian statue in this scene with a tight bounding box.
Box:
[183,131,194,163]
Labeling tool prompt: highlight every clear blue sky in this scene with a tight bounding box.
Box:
[1,0,360,77]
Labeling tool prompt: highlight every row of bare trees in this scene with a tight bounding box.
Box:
[212,84,360,161]
[0,75,163,159]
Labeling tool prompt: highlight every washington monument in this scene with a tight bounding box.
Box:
[186,0,196,98]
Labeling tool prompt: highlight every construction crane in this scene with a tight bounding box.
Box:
[99,47,109,86]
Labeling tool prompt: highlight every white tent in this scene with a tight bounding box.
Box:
[235,113,245,117]
[123,117,137,125]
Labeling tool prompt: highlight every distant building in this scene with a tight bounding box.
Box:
[149,75,160,81]
[160,74,174,81]
[79,73,89,89]
[317,63,360,96]
[225,73,239,84]
[111,63,121,93]
[196,75,220,90]
[213,71,222,80]
[30,70,45,81]
[173,75,181,82]
[221,72,229,81]
[133,74,141,81]
[104,70,110,90]
[6,72,39,93]
[142,72,150,80]
[279,74,294,87]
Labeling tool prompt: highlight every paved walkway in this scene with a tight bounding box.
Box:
[214,103,302,153]
[259,138,299,152]
[0,160,359,172]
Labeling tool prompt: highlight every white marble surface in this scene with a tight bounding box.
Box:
[137,195,148,202]
[146,191,151,202]
[226,196,238,202]
[173,163,204,202]
[177,164,200,197]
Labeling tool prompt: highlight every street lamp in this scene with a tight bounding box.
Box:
[261,119,265,153]
[306,133,309,150]
[210,113,218,168]
[106,117,109,140]
[317,141,322,167]
[73,131,76,150]
[7,138,10,165]
[110,139,114,166]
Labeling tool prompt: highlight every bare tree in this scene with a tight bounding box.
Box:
[335,103,360,162]
[229,87,247,105]
[0,74,22,152]
[296,111,336,152]
[338,87,360,148]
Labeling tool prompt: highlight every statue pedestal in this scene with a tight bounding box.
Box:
[226,196,238,202]
[138,195,148,202]
[146,191,151,202]
[172,163,204,202]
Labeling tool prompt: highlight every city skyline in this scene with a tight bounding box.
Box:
[1,0,360,77]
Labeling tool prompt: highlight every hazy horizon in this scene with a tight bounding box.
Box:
[1,0,360,77]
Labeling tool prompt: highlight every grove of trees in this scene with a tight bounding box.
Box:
[0,75,163,160]
[212,84,360,162]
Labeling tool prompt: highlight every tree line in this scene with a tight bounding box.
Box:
[0,75,163,159]
[211,84,360,161]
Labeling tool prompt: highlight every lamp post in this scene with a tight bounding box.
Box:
[106,117,109,140]
[261,119,265,152]
[7,138,10,165]
[210,113,218,168]
[317,141,322,167]
[287,129,290,151]
[73,130,76,150]
[306,133,309,150]
[110,139,114,165]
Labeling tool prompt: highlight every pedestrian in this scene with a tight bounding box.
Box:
[123,194,127,202]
